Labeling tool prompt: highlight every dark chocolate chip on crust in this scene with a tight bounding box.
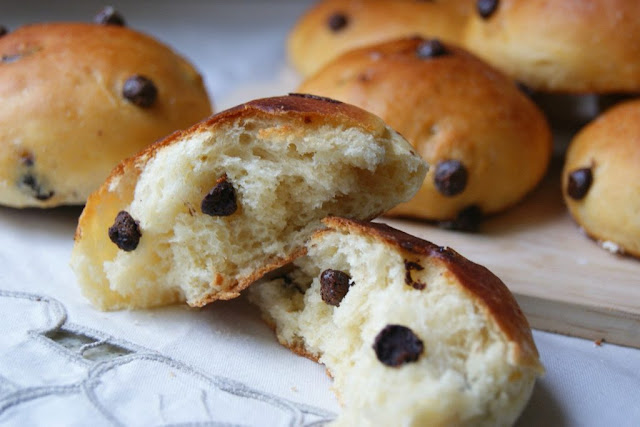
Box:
[0,26,8,37]
[438,205,483,232]
[434,159,468,196]
[327,12,349,32]
[122,75,157,108]
[567,167,593,200]
[404,260,426,290]
[320,269,352,306]
[108,211,141,251]
[201,175,237,217]
[18,174,54,201]
[288,93,342,104]
[416,39,448,59]
[477,0,499,19]
[94,6,126,26]
[373,324,424,367]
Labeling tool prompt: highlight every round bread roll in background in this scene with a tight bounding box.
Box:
[464,0,640,93]
[288,0,473,77]
[0,22,212,208]
[298,37,552,230]
[563,99,640,258]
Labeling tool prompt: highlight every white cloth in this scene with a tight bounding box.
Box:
[1,1,639,426]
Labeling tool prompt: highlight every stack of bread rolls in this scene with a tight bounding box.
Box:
[290,0,640,257]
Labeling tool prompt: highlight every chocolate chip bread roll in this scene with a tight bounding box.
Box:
[248,217,543,426]
[0,22,212,208]
[288,0,473,77]
[298,37,552,229]
[563,99,640,258]
[465,0,640,93]
[71,95,427,310]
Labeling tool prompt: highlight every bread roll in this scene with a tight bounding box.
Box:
[464,0,640,93]
[298,37,552,229]
[71,94,427,310]
[249,217,543,426]
[563,99,640,258]
[288,0,472,77]
[0,23,212,208]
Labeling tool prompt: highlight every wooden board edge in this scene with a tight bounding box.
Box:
[514,293,640,349]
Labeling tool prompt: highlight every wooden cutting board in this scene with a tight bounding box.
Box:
[382,156,640,349]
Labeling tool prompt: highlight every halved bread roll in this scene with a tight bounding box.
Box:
[249,217,543,426]
[71,94,427,310]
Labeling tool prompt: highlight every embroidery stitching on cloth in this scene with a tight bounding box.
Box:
[0,290,335,426]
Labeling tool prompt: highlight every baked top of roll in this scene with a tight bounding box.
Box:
[71,94,427,310]
[249,216,543,426]
[464,0,640,93]
[0,22,212,208]
[288,0,473,77]
[298,37,552,226]
[563,98,640,258]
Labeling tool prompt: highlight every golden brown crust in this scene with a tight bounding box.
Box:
[0,22,212,208]
[464,0,640,93]
[288,0,473,76]
[319,216,542,370]
[562,99,640,258]
[299,37,552,221]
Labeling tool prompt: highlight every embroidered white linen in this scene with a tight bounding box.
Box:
[0,2,639,426]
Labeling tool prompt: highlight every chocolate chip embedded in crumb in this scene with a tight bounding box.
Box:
[201,175,237,217]
[0,26,8,37]
[108,211,141,251]
[94,6,126,26]
[567,167,593,200]
[373,325,424,367]
[404,260,426,290]
[416,39,448,59]
[434,159,468,196]
[320,269,352,306]
[477,0,499,19]
[122,75,157,108]
[327,12,349,32]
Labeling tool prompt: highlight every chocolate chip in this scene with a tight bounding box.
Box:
[94,6,126,26]
[438,205,483,232]
[320,269,352,306]
[567,167,593,200]
[201,175,237,217]
[373,325,424,367]
[288,93,342,104]
[327,12,349,32]
[434,160,468,196]
[416,39,448,59]
[404,261,426,290]
[109,211,141,251]
[122,75,157,108]
[477,0,499,19]
[0,26,8,37]
[18,174,54,201]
